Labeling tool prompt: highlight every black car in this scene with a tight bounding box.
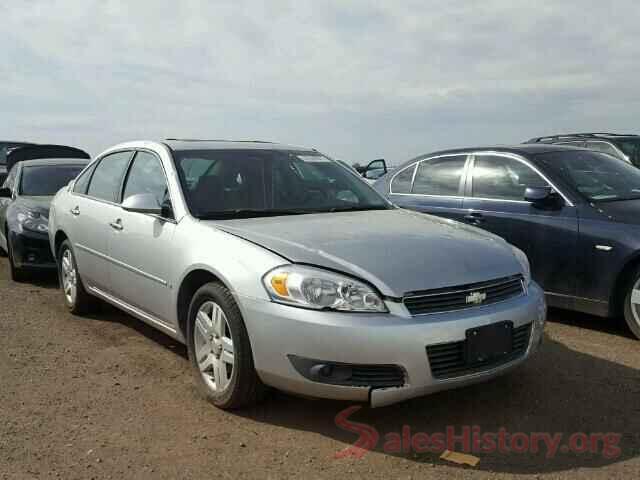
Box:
[0,145,89,281]
[374,144,640,339]
[0,141,35,184]
[525,132,640,167]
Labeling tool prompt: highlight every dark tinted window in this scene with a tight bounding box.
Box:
[472,155,548,201]
[412,156,466,196]
[390,164,415,193]
[585,141,620,159]
[73,163,96,194]
[123,151,169,206]
[173,149,389,218]
[538,150,640,202]
[618,139,640,166]
[87,151,132,202]
[20,164,86,196]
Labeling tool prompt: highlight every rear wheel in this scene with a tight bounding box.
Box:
[623,269,640,339]
[57,240,95,315]
[186,282,266,409]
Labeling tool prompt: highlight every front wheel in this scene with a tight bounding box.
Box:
[57,240,96,315]
[7,234,27,282]
[623,269,640,339]
[186,282,266,409]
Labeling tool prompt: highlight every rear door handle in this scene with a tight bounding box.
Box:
[464,212,485,225]
[70,206,80,216]
[109,219,123,231]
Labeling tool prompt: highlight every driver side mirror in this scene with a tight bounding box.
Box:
[524,186,562,208]
[122,193,162,215]
[0,187,12,198]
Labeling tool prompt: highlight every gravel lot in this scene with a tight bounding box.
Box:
[1,260,638,479]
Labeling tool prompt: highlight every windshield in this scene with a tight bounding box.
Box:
[617,138,640,166]
[173,149,390,218]
[20,164,86,196]
[538,150,640,202]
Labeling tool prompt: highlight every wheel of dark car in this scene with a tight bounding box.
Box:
[6,232,26,282]
[57,239,95,315]
[186,282,266,409]
[623,268,640,340]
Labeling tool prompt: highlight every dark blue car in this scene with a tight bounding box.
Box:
[374,144,640,339]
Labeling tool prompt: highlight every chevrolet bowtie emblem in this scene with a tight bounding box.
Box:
[466,291,487,305]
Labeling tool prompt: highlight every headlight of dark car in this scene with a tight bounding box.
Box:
[16,209,49,234]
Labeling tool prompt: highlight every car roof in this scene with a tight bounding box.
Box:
[19,158,90,167]
[526,132,640,143]
[410,144,580,159]
[163,139,316,152]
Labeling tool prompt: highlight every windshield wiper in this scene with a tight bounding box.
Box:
[196,208,312,219]
[328,205,391,213]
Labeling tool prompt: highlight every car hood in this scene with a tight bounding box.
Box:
[593,199,640,225]
[209,209,522,297]
[12,196,54,215]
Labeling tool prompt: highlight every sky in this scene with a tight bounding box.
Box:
[1,1,638,165]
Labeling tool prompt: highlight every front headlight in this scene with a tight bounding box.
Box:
[16,210,49,233]
[511,246,531,286]
[263,265,388,313]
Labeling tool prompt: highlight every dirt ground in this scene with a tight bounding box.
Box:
[1,260,638,479]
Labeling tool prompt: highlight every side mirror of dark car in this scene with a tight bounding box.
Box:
[0,187,12,198]
[524,186,562,208]
[122,193,162,215]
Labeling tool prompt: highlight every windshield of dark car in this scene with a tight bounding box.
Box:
[20,164,86,196]
[538,150,640,202]
[172,149,391,218]
[617,138,640,166]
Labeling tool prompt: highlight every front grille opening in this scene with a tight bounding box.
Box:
[404,275,524,316]
[288,355,405,388]
[426,322,532,379]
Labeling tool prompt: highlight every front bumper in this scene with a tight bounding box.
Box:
[9,229,56,269]
[239,282,546,407]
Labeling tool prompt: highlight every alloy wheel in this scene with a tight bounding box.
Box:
[193,301,235,393]
[61,249,77,305]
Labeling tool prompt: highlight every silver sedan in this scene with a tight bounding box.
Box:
[48,139,545,409]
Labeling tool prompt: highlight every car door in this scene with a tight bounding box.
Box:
[107,150,177,324]
[69,150,133,293]
[388,154,469,222]
[462,152,579,297]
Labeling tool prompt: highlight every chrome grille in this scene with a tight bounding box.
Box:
[404,275,524,316]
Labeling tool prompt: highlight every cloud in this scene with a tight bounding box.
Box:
[1,0,638,163]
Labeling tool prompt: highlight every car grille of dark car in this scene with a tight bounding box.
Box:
[349,365,406,388]
[403,275,524,316]
[426,322,532,379]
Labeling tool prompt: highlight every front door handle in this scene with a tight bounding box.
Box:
[109,219,123,231]
[70,206,80,216]
[464,212,485,225]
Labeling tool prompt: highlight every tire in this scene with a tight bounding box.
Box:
[7,233,27,282]
[57,239,95,315]
[623,268,640,340]
[186,282,266,409]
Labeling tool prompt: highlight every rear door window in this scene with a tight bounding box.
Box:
[412,156,466,196]
[86,151,133,203]
[390,164,416,193]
